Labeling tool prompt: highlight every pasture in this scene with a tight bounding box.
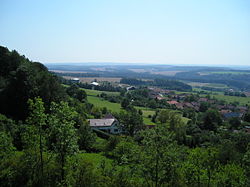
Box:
[83,88,156,125]
[212,94,250,105]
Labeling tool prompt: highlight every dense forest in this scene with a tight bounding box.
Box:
[120,78,192,91]
[1,46,250,186]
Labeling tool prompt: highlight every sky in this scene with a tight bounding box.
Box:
[0,0,250,65]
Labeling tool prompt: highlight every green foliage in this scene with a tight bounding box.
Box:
[48,101,79,181]
[0,131,15,159]
[201,109,222,131]
[112,138,140,164]
[120,78,192,91]
[139,126,182,187]
[0,46,66,120]
[156,109,172,124]
[66,84,87,102]
[243,144,250,185]
[65,154,104,187]
[244,112,250,122]
[182,147,219,186]
[215,163,246,187]
[121,98,130,109]
[78,121,96,151]
[118,109,144,136]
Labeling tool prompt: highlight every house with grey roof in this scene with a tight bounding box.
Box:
[88,117,122,134]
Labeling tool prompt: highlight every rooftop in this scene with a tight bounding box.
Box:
[88,119,116,127]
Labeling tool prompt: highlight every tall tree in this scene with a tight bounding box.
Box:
[119,109,144,136]
[48,101,79,182]
[139,126,181,186]
[25,97,47,182]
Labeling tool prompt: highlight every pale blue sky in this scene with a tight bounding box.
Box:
[0,0,249,65]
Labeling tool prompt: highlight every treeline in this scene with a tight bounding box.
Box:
[53,72,100,77]
[120,78,192,91]
[61,78,124,92]
[224,91,246,97]
[175,71,250,91]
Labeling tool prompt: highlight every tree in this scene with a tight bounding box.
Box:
[201,109,222,131]
[66,84,87,102]
[78,121,96,151]
[182,147,219,187]
[243,143,250,186]
[121,98,130,109]
[0,131,15,159]
[119,109,144,136]
[139,126,181,186]
[215,163,246,187]
[0,47,66,120]
[199,102,209,112]
[229,117,241,130]
[156,109,171,124]
[48,101,79,182]
[244,112,250,122]
[25,97,47,182]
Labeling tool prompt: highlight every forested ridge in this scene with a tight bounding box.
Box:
[120,78,192,91]
[1,46,250,187]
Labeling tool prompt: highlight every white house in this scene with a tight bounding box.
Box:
[88,116,121,134]
[91,81,99,86]
[70,78,80,83]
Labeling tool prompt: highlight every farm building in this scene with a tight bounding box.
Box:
[91,81,99,86]
[88,116,121,134]
[69,78,80,83]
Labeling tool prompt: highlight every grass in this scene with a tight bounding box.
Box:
[84,88,189,125]
[84,89,157,125]
[88,95,122,112]
[211,94,250,105]
[78,152,112,167]
[82,88,120,97]
[206,83,228,88]
[88,95,156,125]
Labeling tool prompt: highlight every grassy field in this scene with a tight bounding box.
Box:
[88,95,156,125]
[83,88,156,125]
[88,95,122,112]
[136,107,156,125]
[82,88,120,96]
[187,82,228,89]
[84,88,189,125]
[79,152,112,167]
[206,83,228,88]
[211,94,250,105]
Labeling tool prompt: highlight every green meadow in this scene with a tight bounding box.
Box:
[83,88,156,125]
[212,94,250,105]
[79,152,112,167]
[82,88,120,97]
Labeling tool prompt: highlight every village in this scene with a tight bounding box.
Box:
[83,82,250,135]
